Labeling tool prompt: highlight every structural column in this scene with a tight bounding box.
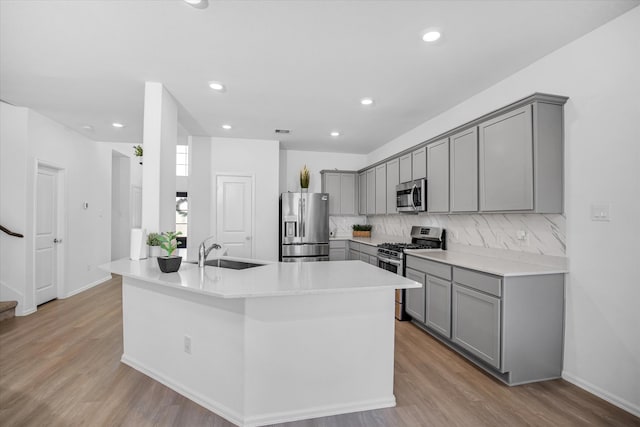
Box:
[141,82,178,234]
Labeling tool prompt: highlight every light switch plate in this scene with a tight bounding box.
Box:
[590,203,611,221]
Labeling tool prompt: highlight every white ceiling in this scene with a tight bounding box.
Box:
[1,0,638,154]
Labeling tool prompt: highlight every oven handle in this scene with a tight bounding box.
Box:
[377,254,403,266]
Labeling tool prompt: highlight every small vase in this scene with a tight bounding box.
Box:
[157,256,182,273]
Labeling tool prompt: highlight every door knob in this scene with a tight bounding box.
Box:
[54,238,62,244]
[246,236,251,241]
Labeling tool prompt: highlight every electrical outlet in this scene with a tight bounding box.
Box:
[184,335,192,354]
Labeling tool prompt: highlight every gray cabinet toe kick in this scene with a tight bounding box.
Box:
[404,254,565,386]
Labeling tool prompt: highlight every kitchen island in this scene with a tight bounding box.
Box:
[101,257,420,427]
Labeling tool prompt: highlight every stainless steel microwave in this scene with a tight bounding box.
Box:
[396,179,426,213]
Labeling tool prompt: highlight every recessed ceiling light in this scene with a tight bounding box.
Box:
[112,122,124,128]
[330,131,340,137]
[222,124,232,130]
[422,30,441,43]
[183,0,208,8]
[360,98,374,106]
[209,81,225,92]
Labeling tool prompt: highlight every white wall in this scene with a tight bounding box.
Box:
[0,103,30,313]
[209,137,280,261]
[367,7,640,416]
[0,102,113,314]
[281,150,367,194]
[186,136,212,262]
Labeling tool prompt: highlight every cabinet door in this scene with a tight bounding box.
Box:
[386,158,399,214]
[366,169,376,215]
[358,172,367,215]
[329,248,346,261]
[375,164,386,214]
[412,147,427,180]
[399,153,412,183]
[368,255,378,266]
[426,275,451,338]
[479,105,533,211]
[323,173,341,215]
[349,249,359,260]
[452,284,501,369]
[340,173,356,215]
[427,138,449,213]
[450,127,478,212]
[359,252,369,262]
[405,267,426,323]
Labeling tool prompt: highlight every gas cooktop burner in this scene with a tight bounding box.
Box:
[378,243,433,251]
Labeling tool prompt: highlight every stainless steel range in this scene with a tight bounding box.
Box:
[377,226,446,320]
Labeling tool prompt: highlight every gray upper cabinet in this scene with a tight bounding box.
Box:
[386,158,399,214]
[450,127,478,212]
[412,147,427,180]
[427,138,449,213]
[358,172,366,215]
[405,267,426,323]
[366,169,375,215]
[399,153,412,183]
[479,105,533,211]
[320,171,357,215]
[375,164,386,214]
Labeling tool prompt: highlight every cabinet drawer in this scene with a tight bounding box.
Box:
[453,267,502,297]
[406,256,452,281]
[329,240,347,249]
[359,243,378,256]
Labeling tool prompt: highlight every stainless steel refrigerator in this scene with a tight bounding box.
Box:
[279,192,330,262]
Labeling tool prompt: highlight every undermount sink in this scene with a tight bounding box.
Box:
[189,259,266,270]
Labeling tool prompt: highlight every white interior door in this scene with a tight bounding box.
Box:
[35,166,60,305]
[216,175,253,258]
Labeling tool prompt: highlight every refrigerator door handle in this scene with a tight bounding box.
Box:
[301,197,306,238]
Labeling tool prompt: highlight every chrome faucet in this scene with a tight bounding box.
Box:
[198,236,223,268]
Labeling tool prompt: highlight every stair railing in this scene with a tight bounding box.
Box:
[0,225,24,238]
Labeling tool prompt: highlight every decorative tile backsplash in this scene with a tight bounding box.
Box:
[363,213,566,257]
[329,216,367,237]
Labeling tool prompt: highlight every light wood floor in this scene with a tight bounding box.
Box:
[1,276,638,427]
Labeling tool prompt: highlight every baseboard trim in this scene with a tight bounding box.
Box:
[62,275,111,298]
[121,354,244,427]
[121,353,396,427]
[562,371,640,418]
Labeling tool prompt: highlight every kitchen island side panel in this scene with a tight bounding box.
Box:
[243,289,397,425]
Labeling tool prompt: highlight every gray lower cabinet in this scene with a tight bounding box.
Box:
[426,275,452,337]
[386,158,399,214]
[368,255,378,266]
[358,172,366,215]
[329,240,347,261]
[349,249,359,260]
[405,254,564,385]
[404,267,426,323]
[427,138,449,213]
[452,283,501,370]
[450,127,478,212]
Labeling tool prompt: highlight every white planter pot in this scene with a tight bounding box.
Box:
[149,246,163,257]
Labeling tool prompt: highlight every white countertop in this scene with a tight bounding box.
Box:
[404,249,568,277]
[101,257,420,299]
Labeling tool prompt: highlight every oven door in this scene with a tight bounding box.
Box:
[378,254,403,275]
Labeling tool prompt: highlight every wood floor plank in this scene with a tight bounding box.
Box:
[0,275,638,427]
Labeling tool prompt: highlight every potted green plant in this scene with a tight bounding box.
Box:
[352,224,372,238]
[133,144,143,165]
[300,165,310,191]
[156,231,182,273]
[147,232,163,257]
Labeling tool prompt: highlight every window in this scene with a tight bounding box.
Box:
[176,192,188,248]
[176,145,188,176]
